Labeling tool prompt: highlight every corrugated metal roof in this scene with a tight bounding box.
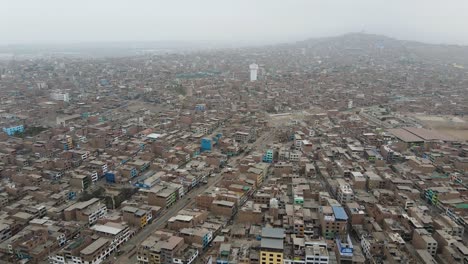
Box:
[388,128,424,142]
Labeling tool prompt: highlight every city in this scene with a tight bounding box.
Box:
[0,4,468,264]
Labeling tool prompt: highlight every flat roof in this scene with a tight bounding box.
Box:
[157,188,175,197]
[121,206,138,213]
[147,133,162,139]
[332,206,349,221]
[169,215,193,222]
[247,167,263,175]
[454,242,468,256]
[220,243,231,252]
[80,238,109,255]
[162,236,183,250]
[90,224,123,235]
[213,200,235,207]
[262,227,285,239]
[65,198,100,211]
[261,238,284,250]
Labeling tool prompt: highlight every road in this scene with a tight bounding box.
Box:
[115,154,244,264]
[113,119,264,264]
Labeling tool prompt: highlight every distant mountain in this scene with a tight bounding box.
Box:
[1,33,468,64]
[295,32,468,65]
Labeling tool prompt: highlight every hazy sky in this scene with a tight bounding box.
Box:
[1,0,468,45]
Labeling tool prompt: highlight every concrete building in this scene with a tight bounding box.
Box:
[50,222,132,264]
[148,186,179,209]
[337,181,354,204]
[137,231,185,264]
[51,91,70,102]
[122,206,153,228]
[63,198,107,225]
[179,227,213,249]
[319,206,348,240]
[249,63,258,82]
[260,228,285,264]
[305,242,329,264]
[412,228,438,257]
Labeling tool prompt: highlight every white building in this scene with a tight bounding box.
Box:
[49,223,132,264]
[289,151,301,162]
[294,134,303,150]
[91,171,99,183]
[278,148,301,162]
[337,183,354,204]
[249,63,258,82]
[305,242,329,264]
[173,249,199,264]
[284,241,329,264]
[51,91,70,102]
[88,204,107,225]
[36,81,48,89]
[0,223,11,242]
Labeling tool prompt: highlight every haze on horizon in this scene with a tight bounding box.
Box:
[1,0,468,46]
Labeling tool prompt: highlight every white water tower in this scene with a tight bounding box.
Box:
[249,63,258,82]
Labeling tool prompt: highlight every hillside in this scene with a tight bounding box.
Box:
[295,33,468,65]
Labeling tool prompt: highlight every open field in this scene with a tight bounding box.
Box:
[411,114,468,128]
[268,108,324,127]
[435,129,468,141]
[410,114,468,141]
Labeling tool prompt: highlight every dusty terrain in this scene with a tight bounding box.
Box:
[410,114,468,140]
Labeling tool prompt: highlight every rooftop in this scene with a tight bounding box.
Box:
[91,223,125,235]
[261,238,284,250]
[332,206,349,221]
[261,227,285,239]
[388,128,424,143]
[80,238,109,255]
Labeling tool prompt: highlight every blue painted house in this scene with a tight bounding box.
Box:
[262,149,274,163]
[201,138,212,152]
[105,171,117,183]
[3,125,24,136]
[195,104,206,112]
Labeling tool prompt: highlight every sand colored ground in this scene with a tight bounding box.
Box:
[409,114,468,141]
[435,129,468,141]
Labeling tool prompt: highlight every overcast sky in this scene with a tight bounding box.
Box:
[1,0,467,46]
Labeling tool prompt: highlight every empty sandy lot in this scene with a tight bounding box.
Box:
[410,114,468,141]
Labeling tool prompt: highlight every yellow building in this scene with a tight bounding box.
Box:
[122,206,153,229]
[260,227,285,264]
[247,167,264,187]
[247,163,269,187]
[260,250,283,264]
[140,214,148,228]
[149,251,160,264]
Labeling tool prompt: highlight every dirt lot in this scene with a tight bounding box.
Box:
[435,129,468,141]
[126,101,165,113]
[410,114,468,140]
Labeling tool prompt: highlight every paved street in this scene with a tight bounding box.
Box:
[114,151,245,264]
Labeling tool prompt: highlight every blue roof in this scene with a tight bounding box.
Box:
[332,206,349,221]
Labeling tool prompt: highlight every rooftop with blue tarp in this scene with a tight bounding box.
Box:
[332,206,348,221]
